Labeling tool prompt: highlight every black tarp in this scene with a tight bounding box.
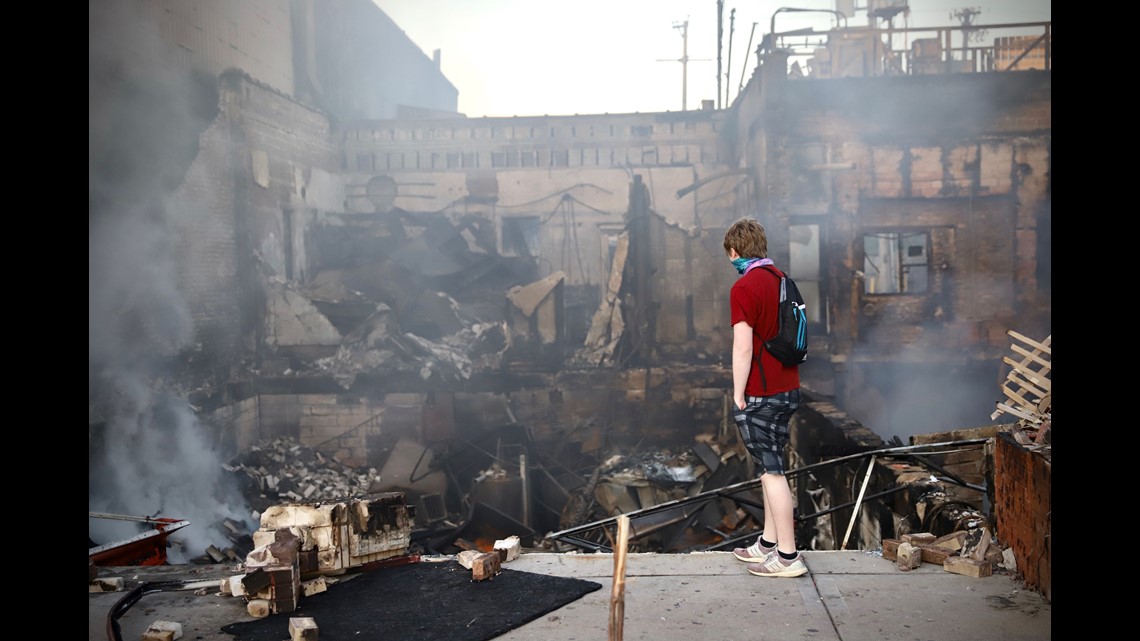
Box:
[221,560,602,641]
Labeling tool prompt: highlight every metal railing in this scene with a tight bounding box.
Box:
[545,437,990,553]
[765,21,1051,78]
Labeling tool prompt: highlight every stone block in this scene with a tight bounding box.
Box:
[247,599,271,618]
[900,532,936,545]
[881,538,899,561]
[897,542,923,571]
[289,616,319,641]
[301,576,328,597]
[472,552,501,581]
[142,620,183,641]
[494,536,521,563]
[88,577,124,592]
[943,556,993,578]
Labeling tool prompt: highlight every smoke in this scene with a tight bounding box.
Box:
[89,2,253,561]
[88,392,251,562]
[88,188,253,558]
[846,360,1014,444]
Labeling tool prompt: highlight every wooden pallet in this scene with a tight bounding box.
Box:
[991,331,1051,425]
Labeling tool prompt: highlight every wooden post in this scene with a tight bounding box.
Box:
[520,453,529,528]
[841,455,875,550]
[608,514,631,641]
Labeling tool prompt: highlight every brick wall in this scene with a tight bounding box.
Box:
[992,431,1051,602]
[172,118,245,366]
[209,397,261,455]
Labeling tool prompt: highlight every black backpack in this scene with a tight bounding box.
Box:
[755,265,808,379]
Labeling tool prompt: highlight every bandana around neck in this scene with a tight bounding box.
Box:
[733,257,774,274]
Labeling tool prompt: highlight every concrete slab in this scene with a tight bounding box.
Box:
[501,551,1049,641]
[88,550,1050,641]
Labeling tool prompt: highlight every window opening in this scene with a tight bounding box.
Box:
[862,231,929,294]
[501,216,541,257]
[789,223,823,325]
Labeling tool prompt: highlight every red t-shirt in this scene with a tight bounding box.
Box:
[730,265,801,395]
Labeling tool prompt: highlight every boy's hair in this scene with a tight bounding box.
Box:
[723,218,768,259]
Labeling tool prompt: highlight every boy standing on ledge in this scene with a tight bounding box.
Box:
[722,217,806,578]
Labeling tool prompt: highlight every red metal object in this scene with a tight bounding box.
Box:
[89,517,190,567]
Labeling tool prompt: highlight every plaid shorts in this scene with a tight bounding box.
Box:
[733,389,801,475]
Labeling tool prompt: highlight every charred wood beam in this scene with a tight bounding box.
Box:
[905,453,987,493]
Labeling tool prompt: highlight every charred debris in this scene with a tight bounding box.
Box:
[105,208,1044,567]
[190,426,1003,564]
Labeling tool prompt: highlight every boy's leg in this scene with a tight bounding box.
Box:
[760,481,777,546]
[759,472,796,554]
[747,475,807,578]
[733,481,777,562]
[732,390,801,569]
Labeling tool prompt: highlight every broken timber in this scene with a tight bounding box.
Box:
[991,331,1050,425]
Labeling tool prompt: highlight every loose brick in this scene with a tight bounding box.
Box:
[472,552,501,581]
[247,599,271,618]
[494,535,521,563]
[900,532,936,545]
[916,545,953,565]
[242,568,272,594]
[897,542,923,571]
[881,538,899,561]
[142,620,183,641]
[88,577,124,592]
[930,531,966,552]
[289,616,319,641]
[301,576,328,597]
[943,556,993,578]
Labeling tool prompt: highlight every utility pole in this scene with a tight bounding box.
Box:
[677,19,691,111]
[716,1,723,110]
[656,18,710,111]
[725,7,735,107]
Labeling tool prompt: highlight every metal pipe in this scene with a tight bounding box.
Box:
[89,512,177,524]
[548,438,988,542]
[738,22,758,99]
[767,7,848,52]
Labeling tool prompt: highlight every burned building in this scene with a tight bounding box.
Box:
[89,0,1050,562]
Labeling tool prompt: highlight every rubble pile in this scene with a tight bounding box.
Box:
[224,437,382,516]
[881,526,1014,578]
[210,498,518,621]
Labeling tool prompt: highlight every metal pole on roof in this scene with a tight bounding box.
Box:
[716,1,723,109]
[738,22,757,96]
[725,7,736,106]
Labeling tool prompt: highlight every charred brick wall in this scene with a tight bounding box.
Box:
[208,396,260,455]
[992,431,1051,602]
[169,114,246,372]
[162,72,342,386]
[220,71,341,282]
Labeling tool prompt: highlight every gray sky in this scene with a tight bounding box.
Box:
[373,0,1051,117]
